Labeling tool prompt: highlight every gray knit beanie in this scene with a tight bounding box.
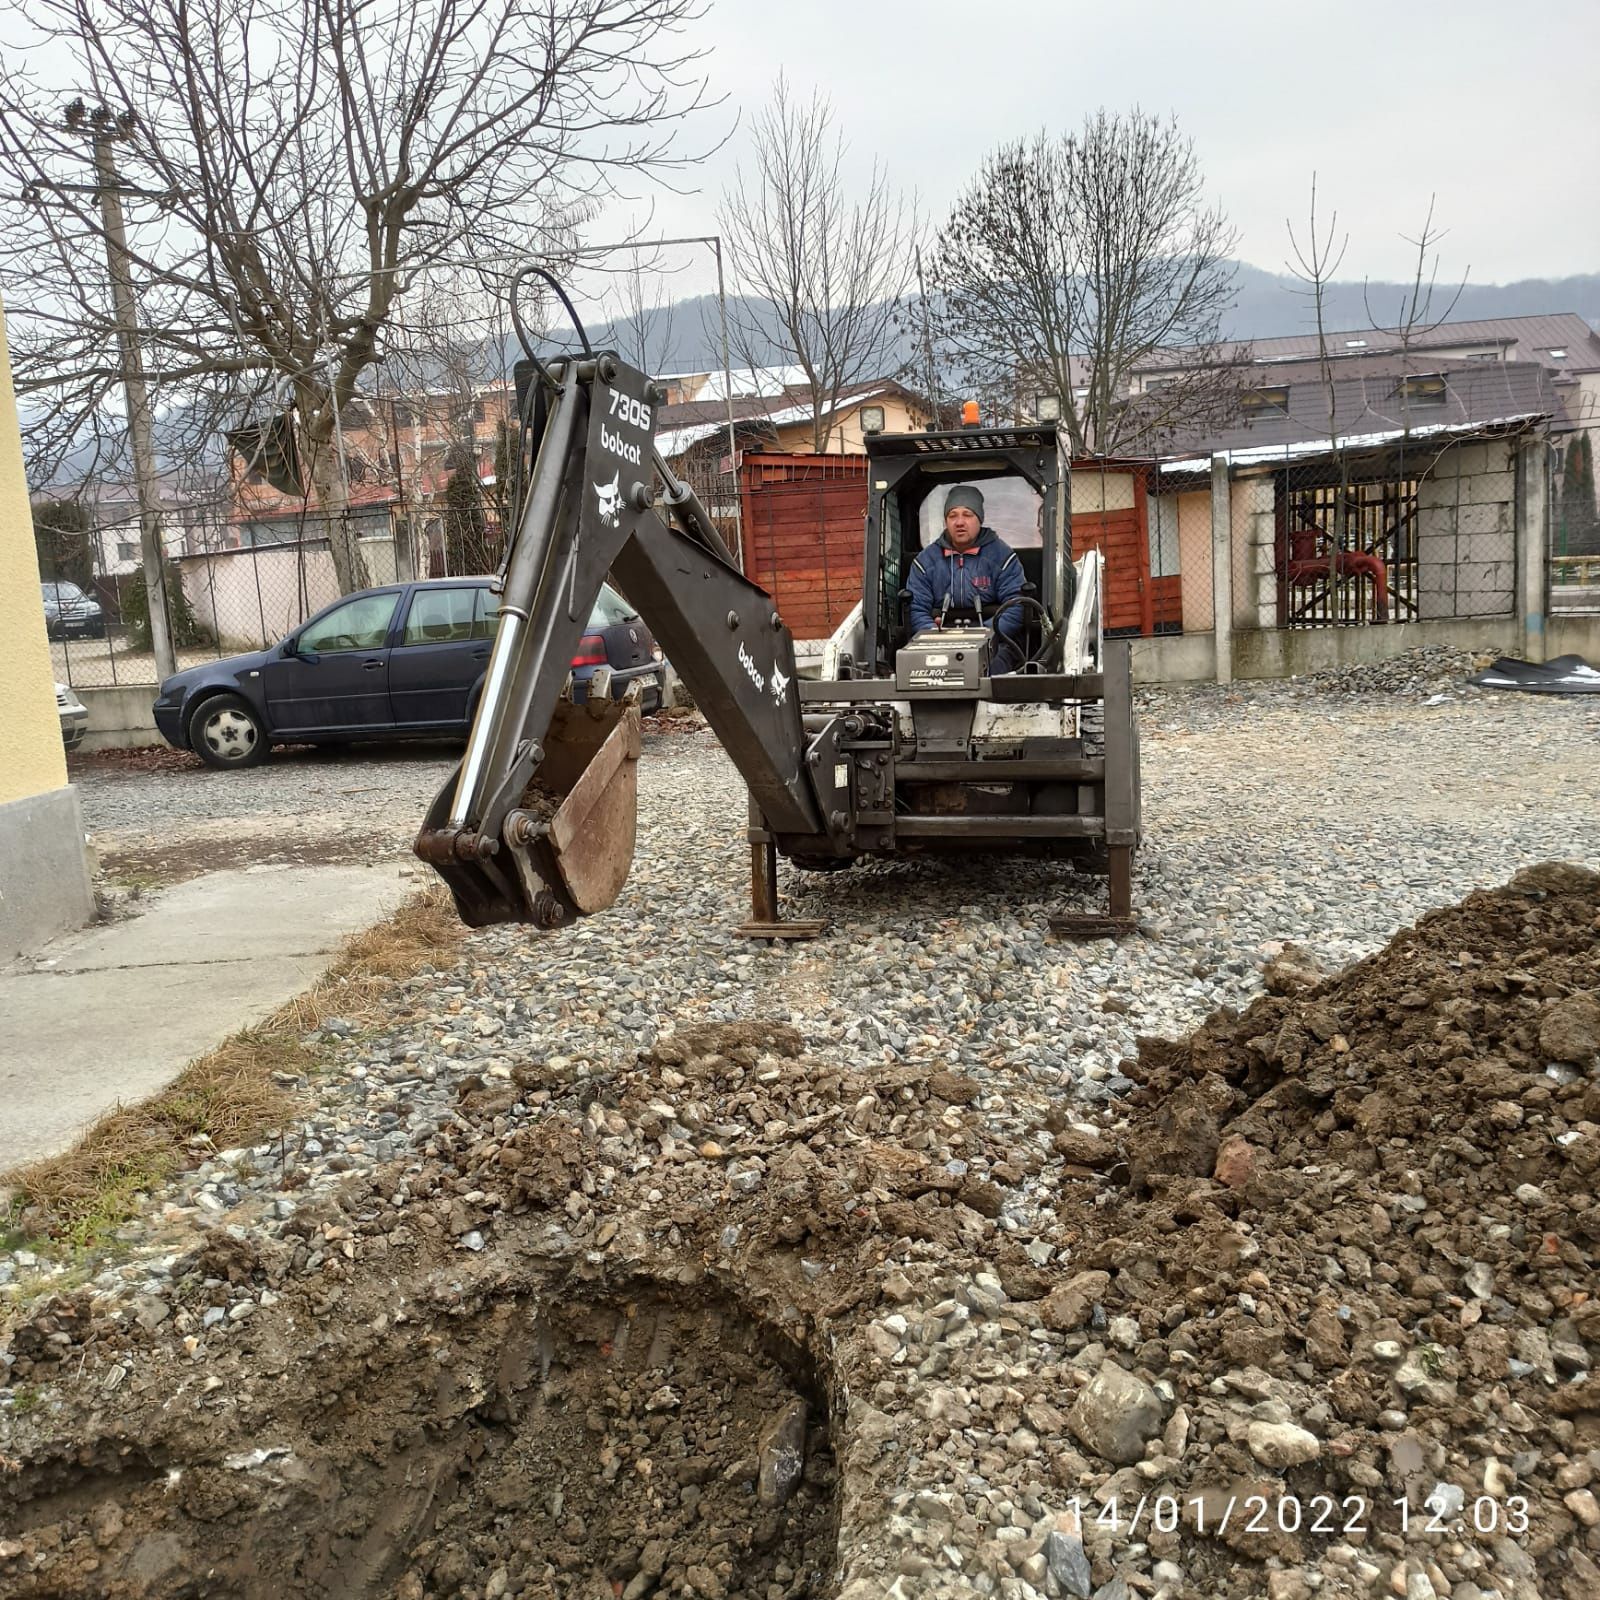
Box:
[944,485,985,520]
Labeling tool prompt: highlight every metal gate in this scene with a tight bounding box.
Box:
[1276,472,1420,628]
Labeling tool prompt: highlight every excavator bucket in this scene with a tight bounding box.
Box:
[520,695,642,916]
[417,687,643,931]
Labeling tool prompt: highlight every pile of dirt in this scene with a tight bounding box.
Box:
[1047,860,1600,1594]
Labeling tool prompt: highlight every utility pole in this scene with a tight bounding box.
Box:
[72,103,176,680]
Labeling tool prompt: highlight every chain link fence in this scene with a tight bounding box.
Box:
[1219,427,1526,637]
[43,499,511,690]
[41,418,1572,693]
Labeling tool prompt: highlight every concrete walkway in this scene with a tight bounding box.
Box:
[0,863,412,1172]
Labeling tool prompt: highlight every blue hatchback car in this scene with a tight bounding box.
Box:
[153,576,664,769]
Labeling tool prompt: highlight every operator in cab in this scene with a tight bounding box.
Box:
[906,485,1026,667]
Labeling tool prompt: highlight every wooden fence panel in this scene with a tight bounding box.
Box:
[740,455,869,640]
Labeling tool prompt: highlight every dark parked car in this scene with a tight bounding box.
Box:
[42,580,106,639]
[152,577,664,769]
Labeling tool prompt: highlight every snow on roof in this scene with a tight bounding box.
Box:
[655,385,895,460]
[654,418,726,457]
[1157,412,1547,475]
[657,364,815,401]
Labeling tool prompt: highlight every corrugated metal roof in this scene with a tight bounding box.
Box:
[1158,411,1548,474]
[1138,313,1600,374]
[1147,360,1558,458]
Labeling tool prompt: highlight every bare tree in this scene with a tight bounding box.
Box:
[604,255,679,377]
[925,111,1240,457]
[1284,176,1362,615]
[718,75,917,453]
[0,0,715,592]
[1365,195,1469,362]
[1285,173,1349,447]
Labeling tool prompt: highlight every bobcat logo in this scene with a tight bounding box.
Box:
[593,471,621,528]
[770,665,790,704]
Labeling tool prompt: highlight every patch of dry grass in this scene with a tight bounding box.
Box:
[269,881,463,1032]
[5,885,466,1248]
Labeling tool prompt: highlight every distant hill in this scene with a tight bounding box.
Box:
[1224,262,1600,342]
[576,263,1600,375]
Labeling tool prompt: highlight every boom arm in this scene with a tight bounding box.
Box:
[416,351,828,928]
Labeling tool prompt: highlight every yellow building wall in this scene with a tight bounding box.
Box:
[0,295,68,807]
[830,396,931,454]
[772,396,932,456]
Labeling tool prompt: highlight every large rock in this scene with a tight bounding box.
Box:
[1263,943,1327,996]
[1042,1524,1092,1598]
[1054,1126,1116,1168]
[1245,1420,1321,1468]
[1539,992,1600,1065]
[1067,1360,1163,1466]
[1042,1270,1111,1333]
[756,1398,808,1508]
[1393,1348,1459,1406]
[1213,1133,1257,1190]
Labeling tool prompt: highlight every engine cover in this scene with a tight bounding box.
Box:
[895,627,990,693]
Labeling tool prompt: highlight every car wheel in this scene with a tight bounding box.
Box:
[189,693,267,769]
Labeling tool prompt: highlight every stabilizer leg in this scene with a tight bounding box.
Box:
[1050,640,1138,939]
[735,815,826,942]
[1048,845,1137,938]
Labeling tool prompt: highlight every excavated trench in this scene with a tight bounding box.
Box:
[1,1286,841,1600]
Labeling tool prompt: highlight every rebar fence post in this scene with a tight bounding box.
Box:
[1516,432,1549,663]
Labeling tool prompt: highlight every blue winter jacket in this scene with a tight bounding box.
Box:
[907,527,1026,645]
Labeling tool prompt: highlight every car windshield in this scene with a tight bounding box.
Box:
[591,583,640,627]
[43,581,85,600]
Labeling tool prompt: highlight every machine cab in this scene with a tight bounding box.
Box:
[853,422,1075,679]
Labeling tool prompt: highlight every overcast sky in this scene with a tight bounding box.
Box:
[575,0,1600,313]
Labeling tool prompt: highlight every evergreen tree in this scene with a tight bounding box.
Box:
[443,448,492,576]
[126,562,208,650]
[491,417,525,539]
[1568,431,1599,556]
[1558,438,1578,554]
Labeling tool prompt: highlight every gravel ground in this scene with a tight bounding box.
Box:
[6,665,1600,1598]
[38,670,1600,1189]
[72,742,456,883]
[498,676,1600,1083]
[72,744,454,837]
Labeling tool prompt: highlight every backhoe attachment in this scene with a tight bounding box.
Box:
[415,349,824,930]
